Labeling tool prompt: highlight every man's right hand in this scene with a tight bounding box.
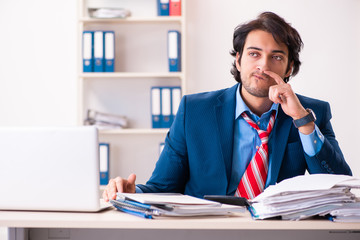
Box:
[102,173,136,202]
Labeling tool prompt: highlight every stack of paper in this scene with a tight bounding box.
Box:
[249,174,360,220]
[111,193,245,219]
[326,201,360,222]
[84,109,128,129]
[88,8,131,19]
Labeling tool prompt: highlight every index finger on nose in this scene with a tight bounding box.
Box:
[264,70,285,85]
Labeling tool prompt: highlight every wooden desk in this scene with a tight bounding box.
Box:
[1,209,360,240]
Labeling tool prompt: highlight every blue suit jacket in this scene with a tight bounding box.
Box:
[138,84,352,198]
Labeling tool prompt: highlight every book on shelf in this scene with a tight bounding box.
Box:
[84,109,128,129]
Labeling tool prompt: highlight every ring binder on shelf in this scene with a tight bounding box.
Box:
[99,143,110,185]
[104,31,115,72]
[82,31,94,72]
[151,87,162,128]
[94,31,105,72]
[157,0,169,16]
[168,30,181,72]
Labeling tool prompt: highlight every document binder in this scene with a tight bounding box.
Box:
[157,0,169,16]
[161,87,172,128]
[82,31,94,72]
[151,87,162,128]
[99,143,110,185]
[94,31,104,72]
[169,0,181,16]
[104,31,115,72]
[168,30,181,72]
[171,87,181,123]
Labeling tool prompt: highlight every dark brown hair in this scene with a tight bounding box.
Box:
[230,12,303,83]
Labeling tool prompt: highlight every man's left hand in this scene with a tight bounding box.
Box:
[265,70,315,134]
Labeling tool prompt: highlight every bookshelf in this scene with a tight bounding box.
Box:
[77,0,186,184]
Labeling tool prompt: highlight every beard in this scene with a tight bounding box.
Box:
[241,71,273,98]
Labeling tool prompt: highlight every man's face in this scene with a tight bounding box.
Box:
[236,30,291,98]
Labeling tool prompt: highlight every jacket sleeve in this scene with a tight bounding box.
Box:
[137,96,189,193]
[305,102,352,175]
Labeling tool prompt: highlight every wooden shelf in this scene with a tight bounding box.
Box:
[79,72,184,79]
[79,16,183,24]
[99,128,168,135]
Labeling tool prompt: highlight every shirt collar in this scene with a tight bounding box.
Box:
[235,83,279,120]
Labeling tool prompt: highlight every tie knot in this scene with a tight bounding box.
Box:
[241,111,276,138]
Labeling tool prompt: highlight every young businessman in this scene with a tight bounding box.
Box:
[103,12,352,201]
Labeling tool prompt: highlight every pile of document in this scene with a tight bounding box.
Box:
[88,8,131,19]
[111,193,245,219]
[84,109,128,129]
[249,174,360,221]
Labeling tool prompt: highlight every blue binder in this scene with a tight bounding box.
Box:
[104,31,115,72]
[168,30,181,72]
[157,0,169,16]
[171,86,181,124]
[94,31,105,72]
[151,87,162,128]
[161,87,172,128]
[99,143,110,185]
[82,31,94,72]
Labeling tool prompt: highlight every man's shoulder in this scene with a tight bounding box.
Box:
[185,84,238,103]
[296,94,329,108]
[296,94,330,115]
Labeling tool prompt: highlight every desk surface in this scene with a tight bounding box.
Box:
[1,208,360,230]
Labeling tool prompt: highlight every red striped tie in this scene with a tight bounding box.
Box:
[235,111,276,200]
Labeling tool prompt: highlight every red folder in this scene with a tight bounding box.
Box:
[169,0,181,16]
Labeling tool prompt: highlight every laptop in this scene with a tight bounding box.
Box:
[0,126,110,212]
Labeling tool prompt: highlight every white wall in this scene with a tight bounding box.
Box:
[0,0,78,127]
[0,0,359,177]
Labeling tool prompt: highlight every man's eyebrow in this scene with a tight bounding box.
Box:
[247,47,286,55]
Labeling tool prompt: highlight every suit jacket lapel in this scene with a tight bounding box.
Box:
[266,106,292,187]
[214,84,237,183]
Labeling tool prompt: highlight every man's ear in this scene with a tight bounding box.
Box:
[285,61,294,78]
[236,52,241,71]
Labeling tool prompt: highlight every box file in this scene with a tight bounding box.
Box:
[168,30,181,72]
[157,0,169,16]
[94,31,105,72]
[99,143,110,185]
[82,31,94,72]
[169,0,181,16]
[104,31,115,72]
[151,87,162,128]
[161,87,172,128]
[171,87,181,123]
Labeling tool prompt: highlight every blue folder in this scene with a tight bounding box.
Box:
[168,30,181,72]
[82,31,94,72]
[99,143,109,185]
[157,0,169,16]
[94,31,105,72]
[104,31,115,72]
[151,87,162,128]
